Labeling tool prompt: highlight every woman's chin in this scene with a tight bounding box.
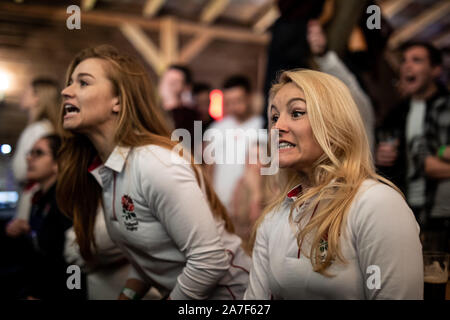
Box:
[278,161,293,169]
[63,121,80,131]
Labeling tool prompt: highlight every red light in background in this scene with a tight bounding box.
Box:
[209,89,223,121]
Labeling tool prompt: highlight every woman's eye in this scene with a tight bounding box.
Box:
[292,110,305,118]
[79,80,88,87]
[271,114,279,123]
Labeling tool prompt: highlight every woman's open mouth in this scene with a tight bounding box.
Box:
[64,103,80,115]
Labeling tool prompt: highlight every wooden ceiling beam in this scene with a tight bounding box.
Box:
[0,2,268,44]
[178,32,213,64]
[143,0,166,18]
[432,32,450,48]
[81,0,97,12]
[388,1,450,49]
[119,23,165,75]
[378,0,412,19]
[178,20,269,44]
[200,0,230,24]
[253,4,279,34]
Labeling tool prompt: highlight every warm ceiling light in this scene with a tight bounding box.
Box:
[0,71,10,91]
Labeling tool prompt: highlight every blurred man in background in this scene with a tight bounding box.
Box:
[375,42,449,251]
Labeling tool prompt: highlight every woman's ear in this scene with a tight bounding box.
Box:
[112,96,121,113]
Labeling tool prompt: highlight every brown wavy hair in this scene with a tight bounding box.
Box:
[56,45,233,261]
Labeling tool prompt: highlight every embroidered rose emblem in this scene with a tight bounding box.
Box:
[121,194,138,231]
[121,195,135,213]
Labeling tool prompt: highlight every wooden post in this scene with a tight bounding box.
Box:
[160,16,178,69]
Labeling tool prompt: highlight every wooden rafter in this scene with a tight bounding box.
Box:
[81,0,97,12]
[0,2,269,75]
[432,32,450,48]
[378,0,412,19]
[143,0,166,18]
[177,19,268,44]
[200,0,230,24]
[253,4,279,34]
[0,3,268,45]
[119,23,165,75]
[388,1,450,49]
[178,32,213,64]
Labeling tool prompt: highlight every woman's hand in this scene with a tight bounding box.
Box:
[375,141,399,167]
[307,20,327,56]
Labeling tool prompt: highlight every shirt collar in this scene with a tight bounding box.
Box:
[87,146,131,188]
[88,156,102,173]
[286,184,302,200]
[104,145,131,173]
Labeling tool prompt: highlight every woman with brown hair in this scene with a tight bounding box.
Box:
[244,69,423,299]
[57,45,250,300]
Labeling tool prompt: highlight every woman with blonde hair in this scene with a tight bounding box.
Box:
[10,78,61,229]
[13,78,60,184]
[244,69,423,300]
[57,45,250,300]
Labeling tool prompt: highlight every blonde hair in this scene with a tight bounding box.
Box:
[31,78,61,129]
[250,69,402,275]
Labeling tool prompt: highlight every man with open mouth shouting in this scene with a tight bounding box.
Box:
[375,41,449,253]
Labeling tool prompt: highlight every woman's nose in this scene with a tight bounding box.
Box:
[273,115,288,132]
[61,84,73,98]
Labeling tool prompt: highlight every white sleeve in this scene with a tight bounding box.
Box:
[12,122,53,183]
[351,183,424,300]
[14,187,36,220]
[64,227,86,267]
[138,150,229,300]
[244,217,272,300]
[315,51,375,154]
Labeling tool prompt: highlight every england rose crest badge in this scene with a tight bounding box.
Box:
[121,194,139,231]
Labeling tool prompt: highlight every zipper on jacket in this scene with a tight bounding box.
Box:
[112,172,118,221]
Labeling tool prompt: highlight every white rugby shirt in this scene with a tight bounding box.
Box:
[244,179,424,300]
[88,144,251,299]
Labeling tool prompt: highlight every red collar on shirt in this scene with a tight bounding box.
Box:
[88,156,102,172]
[24,181,38,191]
[287,184,302,199]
